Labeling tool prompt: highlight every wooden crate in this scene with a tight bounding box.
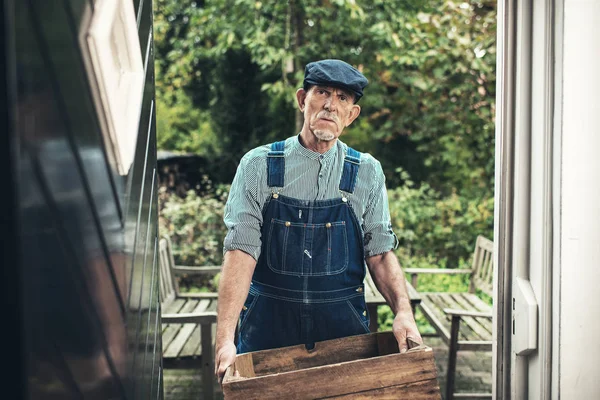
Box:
[222,331,441,399]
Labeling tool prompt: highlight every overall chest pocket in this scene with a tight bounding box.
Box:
[266,219,349,276]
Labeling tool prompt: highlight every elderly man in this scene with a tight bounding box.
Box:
[215,59,422,381]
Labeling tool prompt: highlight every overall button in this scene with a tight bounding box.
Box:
[273,193,279,199]
[363,310,367,316]
[285,221,291,227]
[356,287,363,293]
[242,305,248,311]
[342,197,348,202]
[326,222,332,228]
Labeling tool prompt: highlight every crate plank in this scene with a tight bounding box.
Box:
[234,353,256,378]
[323,379,441,399]
[224,350,437,399]
[245,332,381,376]
[223,332,439,400]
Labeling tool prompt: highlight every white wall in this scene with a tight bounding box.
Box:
[559,0,600,397]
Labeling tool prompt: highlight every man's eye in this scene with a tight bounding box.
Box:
[318,89,326,95]
[340,95,348,101]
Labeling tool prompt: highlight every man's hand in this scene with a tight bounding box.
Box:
[392,310,423,353]
[214,250,256,384]
[215,341,238,384]
[365,251,423,353]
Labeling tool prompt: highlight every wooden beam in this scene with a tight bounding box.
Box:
[456,340,493,352]
[443,309,493,319]
[161,312,217,324]
[201,322,215,400]
[446,315,461,400]
[172,265,222,275]
[176,292,219,299]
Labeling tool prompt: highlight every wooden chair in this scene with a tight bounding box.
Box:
[404,235,494,400]
[158,235,220,400]
[363,268,422,332]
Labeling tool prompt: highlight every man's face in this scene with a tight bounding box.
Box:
[296,85,361,141]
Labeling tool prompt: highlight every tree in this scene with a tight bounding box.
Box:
[154,0,497,199]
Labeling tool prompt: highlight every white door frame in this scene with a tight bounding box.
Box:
[494,0,558,399]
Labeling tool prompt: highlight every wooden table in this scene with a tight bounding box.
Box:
[364,269,422,332]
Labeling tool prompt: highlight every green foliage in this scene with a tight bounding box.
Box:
[154,0,497,327]
[158,181,230,267]
[388,168,494,268]
[156,76,219,156]
[154,0,497,199]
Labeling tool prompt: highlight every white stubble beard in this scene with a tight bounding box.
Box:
[313,129,336,141]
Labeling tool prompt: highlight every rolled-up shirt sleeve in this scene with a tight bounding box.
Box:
[223,152,265,261]
[362,161,399,257]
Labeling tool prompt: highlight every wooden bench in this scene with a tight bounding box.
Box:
[158,235,220,400]
[404,235,494,400]
[363,268,422,332]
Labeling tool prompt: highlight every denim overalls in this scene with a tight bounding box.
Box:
[236,140,371,353]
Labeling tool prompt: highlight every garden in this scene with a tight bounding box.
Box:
[155,0,496,334]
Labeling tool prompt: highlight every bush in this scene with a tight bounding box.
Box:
[158,180,230,291]
[388,168,494,269]
[159,185,229,266]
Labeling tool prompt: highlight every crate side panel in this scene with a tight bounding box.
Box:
[223,348,437,400]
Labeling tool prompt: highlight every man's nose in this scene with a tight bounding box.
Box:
[324,96,338,111]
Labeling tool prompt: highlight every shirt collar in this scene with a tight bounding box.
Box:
[292,134,341,162]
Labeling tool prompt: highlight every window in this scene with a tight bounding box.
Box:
[83,0,144,175]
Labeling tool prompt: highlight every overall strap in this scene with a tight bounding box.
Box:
[339,146,361,194]
[267,141,286,187]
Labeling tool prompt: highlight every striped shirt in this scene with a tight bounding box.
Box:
[223,135,398,261]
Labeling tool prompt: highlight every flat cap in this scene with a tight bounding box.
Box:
[303,59,368,102]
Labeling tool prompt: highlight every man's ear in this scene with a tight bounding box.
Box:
[346,104,361,127]
[296,88,307,112]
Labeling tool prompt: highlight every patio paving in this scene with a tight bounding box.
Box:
[162,336,492,400]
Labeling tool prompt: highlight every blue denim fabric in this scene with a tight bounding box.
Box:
[266,141,285,188]
[267,140,361,193]
[339,147,361,193]
[237,142,370,353]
